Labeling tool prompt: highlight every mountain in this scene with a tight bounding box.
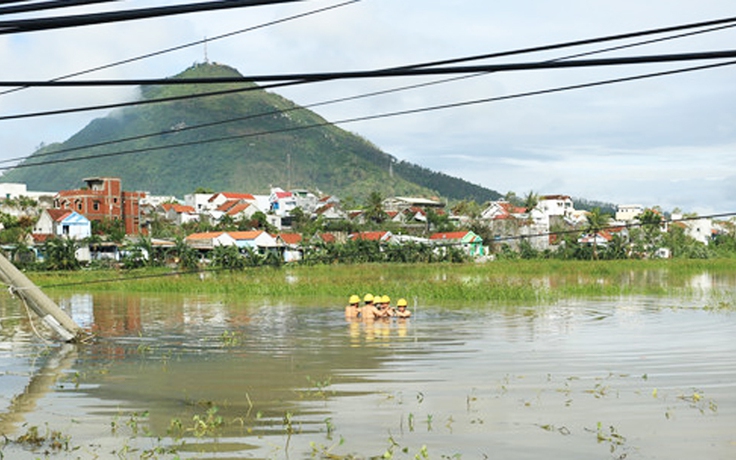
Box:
[0,63,502,203]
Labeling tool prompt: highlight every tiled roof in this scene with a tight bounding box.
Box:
[228,230,263,240]
[47,209,72,222]
[279,233,302,245]
[225,203,251,216]
[185,231,225,240]
[429,231,471,241]
[163,203,196,213]
[350,231,387,241]
[209,192,256,202]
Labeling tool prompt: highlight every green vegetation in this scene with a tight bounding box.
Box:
[0,62,501,203]
[32,259,736,304]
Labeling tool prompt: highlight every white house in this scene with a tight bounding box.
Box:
[229,231,278,252]
[537,195,574,218]
[616,204,644,222]
[184,231,237,249]
[269,188,297,217]
[34,209,91,240]
[184,193,215,213]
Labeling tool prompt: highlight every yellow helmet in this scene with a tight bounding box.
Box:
[363,293,374,303]
[382,295,390,304]
[396,298,407,307]
[349,295,360,304]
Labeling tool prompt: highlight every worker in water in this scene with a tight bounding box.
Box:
[361,293,381,320]
[378,295,394,318]
[395,298,411,318]
[345,295,361,319]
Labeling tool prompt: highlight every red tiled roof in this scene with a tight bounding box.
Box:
[216,199,240,212]
[316,233,336,243]
[209,192,255,202]
[185,231,225,240]
[229,230,263,240]
[163,203,196,213]
[226,203,251,216]
[350,231,387,241]
[32,233,54,243]
[279,233,302,245]
[274,191,292,199]
[429,231,471,241]
[47,209,72,222]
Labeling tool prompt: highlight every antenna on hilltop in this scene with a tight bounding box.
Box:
[203,36,209,64]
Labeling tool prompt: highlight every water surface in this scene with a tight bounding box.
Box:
[0,291,734,459]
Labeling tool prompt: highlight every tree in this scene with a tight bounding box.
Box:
[523,191,539,213]
[639,209,663,258]
[211,244,246,270]
[43,238,80,270]
[585,207,611,260]
[363,191,387,225]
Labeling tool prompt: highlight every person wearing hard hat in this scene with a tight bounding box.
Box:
[395,298,411,318]
[345,294,361,319]
[361,293,381,320]
[378,295,394,318]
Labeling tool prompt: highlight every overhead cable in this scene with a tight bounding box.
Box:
[0,0,308,34]
[0,0,115,16]
[0,0,361,97]
[2,50,736,86]
[7,59,735,172]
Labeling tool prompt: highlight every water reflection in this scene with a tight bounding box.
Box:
[0,291,734,459]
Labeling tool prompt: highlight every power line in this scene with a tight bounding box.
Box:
[0,0,361,97]
[0,0,309,34]
[6,59,735,172]
[3,49,736,86]
[2,19,733,166]
[0,0,116,16]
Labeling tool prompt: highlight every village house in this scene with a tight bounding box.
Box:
[33,209,91,240]
[32,209,92,262]
[229,230,278,253]
[269,187,297,217]
[54,177,146,235]
[161,203,199,225]
[184,231,236,250]
[429,230,485,257]
[616,204,644,222]
[277,233,303,262]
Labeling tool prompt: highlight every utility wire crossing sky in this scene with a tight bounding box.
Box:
[0,0,735,215]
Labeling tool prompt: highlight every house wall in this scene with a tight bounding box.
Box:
[55,177,145,235]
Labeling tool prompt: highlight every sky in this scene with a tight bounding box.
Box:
[1,0,735,215]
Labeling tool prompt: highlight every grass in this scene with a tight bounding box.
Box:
[27,259,736,305]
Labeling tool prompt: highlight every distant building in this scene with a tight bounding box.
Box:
[616,204,644,222]
[54,177,146,235]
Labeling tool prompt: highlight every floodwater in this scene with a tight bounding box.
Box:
[0,288,735,459]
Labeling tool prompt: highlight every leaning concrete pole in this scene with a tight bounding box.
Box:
[0,252,80,342]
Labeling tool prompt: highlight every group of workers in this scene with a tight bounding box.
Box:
[345,293,412,320]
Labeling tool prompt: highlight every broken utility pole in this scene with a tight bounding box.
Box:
[0,252,81,342]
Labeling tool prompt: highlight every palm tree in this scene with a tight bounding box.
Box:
[43,238,80,270]
[523,191,539,213]
[585,207,610,260]
[363,191,387,224]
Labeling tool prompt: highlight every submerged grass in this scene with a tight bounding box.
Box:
[30,259,736,305]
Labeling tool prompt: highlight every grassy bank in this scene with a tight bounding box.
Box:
[29,259,736,305]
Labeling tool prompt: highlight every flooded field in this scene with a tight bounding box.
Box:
[0,287,735,459]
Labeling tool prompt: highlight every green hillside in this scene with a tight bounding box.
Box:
[0,63,502,203]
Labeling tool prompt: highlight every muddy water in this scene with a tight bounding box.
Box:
[0,292,735,459]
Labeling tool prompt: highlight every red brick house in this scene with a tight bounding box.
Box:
[54,177,146,235]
